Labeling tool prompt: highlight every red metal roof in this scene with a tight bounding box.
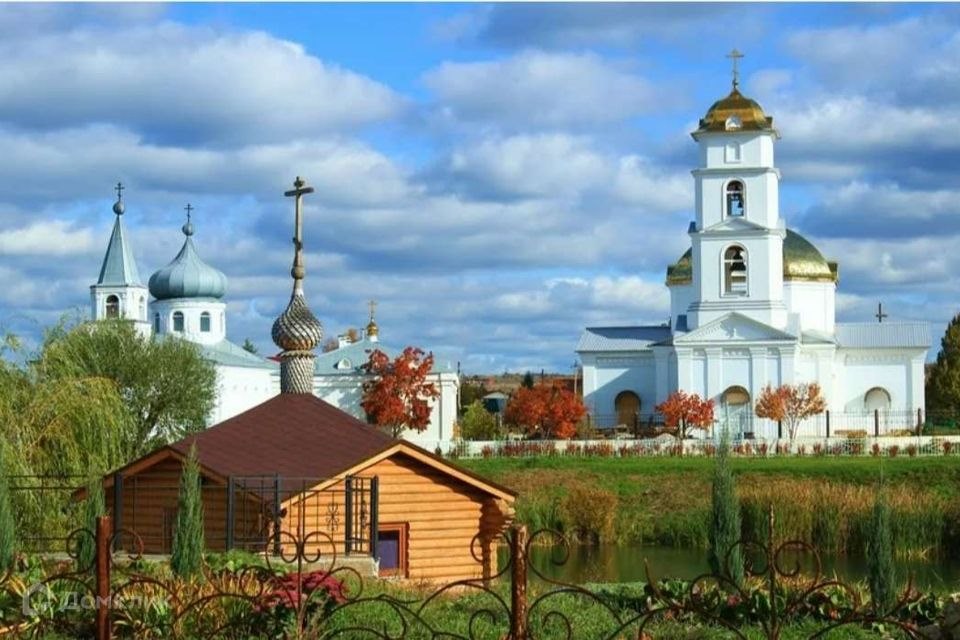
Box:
[169,394,395,480]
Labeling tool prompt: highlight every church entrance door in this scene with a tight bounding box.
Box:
[722,386,752,438]
[615,391,641,429]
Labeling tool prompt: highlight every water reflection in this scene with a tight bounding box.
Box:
[500,544,960,591]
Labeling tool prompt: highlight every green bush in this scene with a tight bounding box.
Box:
[459,401,500,440]
[560,484,617,543]
[708,430,743,585]
[0,444,15,571]
[76,476,105,571]
[867,489,897,614]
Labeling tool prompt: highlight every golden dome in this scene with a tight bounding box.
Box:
[695,87,776,135]
[666,230,838,286]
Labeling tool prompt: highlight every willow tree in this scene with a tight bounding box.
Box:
[35,318,216,459]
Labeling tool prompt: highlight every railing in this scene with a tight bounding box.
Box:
[7,513,954,639]
[10,473,379,558]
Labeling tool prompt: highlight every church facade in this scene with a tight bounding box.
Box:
[90,191,458,446]
[577,79,930,438]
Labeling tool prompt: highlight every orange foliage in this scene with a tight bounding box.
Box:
[754,383,826,440]
[504,382,586,440]
[655,390,715,440]
[361,347,439,437]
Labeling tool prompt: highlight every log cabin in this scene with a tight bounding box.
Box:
[101,393,515,581]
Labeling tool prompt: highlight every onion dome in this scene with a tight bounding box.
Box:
[272,291,323,352]
[666,229,838,286]
[148,208,227,300]
[696,87,775,134]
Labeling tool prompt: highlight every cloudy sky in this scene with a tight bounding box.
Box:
[1,3,958,373]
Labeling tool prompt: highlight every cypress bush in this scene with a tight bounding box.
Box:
[76,476,105,570]
[866,488,897,613]
[171,444,205,580]
[0,444,16,571]
[708,429,743,585]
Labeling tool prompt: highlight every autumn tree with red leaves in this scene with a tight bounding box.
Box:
[361,347,440,438]
[655,391,715,440]
[754,383,826,440]
[504,382,586,440]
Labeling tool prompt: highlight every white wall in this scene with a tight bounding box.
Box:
[784,281,836,334]
[151,298,226,345]
[581,353,658,422]
[211,364,278,424]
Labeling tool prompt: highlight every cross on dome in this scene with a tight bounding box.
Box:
[726,48,744,90]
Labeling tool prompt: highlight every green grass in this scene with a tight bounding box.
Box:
[460,456,960,555]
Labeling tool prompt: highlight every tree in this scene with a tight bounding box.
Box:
[521,371,535,389]
[655,391,715,440]
[926,313,960,417]
[459,379,489,410]
[504,382,586,440]
[708,428,743,586]
[0,443,16,571]
[77,476,105,570]
[241,338,259,355]
[361,347,440,438]
[171,444,205,580]
[35,319,217,458]
[459,401,500,440]
[866,488,897,613]
[754,383,826,440]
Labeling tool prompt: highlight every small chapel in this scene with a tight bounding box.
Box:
[89,186,458,447]
[577,54,930,438]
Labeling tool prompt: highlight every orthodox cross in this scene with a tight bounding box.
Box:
[284,176,315,283]
[875,303,888,323]
[184,203,193,223]
[114,181,125,201]
[368,299,377,322]
[726,48,744,89]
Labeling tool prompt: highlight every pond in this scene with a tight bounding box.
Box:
[507,544,960,591]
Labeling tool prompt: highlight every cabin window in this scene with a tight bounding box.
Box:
[105,295,120,319]
[172,311,184,332]
[724,246,748,296]
[153,312,160,333]
[200,311,211,333]
[726,180,745,217]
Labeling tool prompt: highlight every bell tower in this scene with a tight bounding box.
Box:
[90,182,151,337]
[684,51,788,331]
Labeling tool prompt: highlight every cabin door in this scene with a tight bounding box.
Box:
[377,523,408,578]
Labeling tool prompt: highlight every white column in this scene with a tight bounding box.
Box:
[675,348,692,393]
[750,347,770,438]
[705,347,723,401]
[779,346,796,386]
[653,348,670,403]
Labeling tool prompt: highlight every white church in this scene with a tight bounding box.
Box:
[577,69,930,438]
[89,189,459,447]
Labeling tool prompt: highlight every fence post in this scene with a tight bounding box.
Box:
[777,420,782,440]
[95,515,112,640]
[344,477,354,555]
[825,411,830,439]
[226,476,234,552]
[369,476,379,559]
[111,473,123,551]
[272,473,281,556]
[510,525,527,640]
[874,409,880,437]
[633,412,639,439]
[917,408,923,436]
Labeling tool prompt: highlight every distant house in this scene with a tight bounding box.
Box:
[481,392,508,415]
[103,393,515,581]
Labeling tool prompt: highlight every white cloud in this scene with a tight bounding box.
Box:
[0,22,404,144]
[0,220,94,256]
[423,50,657,128]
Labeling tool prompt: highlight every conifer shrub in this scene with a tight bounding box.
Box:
[867,489,897,614]
[0,444,16,571]
[77,476,105,570]
[171,444,205,580]
[708,429,743,586]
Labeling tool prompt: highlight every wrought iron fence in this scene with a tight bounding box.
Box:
[3,512,955,639]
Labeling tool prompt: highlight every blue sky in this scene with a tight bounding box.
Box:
[1,3,959,373]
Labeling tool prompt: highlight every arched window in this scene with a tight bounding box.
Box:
[105,295,120,319]
[726,180,745,217]
[200,311,211,332]
[724,246,748,296]
[153,312,160,333]
[172,311,184,332]
[614,391,641,428]
[864,387,891,412]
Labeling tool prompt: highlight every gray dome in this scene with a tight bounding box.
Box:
[148,224,227,300]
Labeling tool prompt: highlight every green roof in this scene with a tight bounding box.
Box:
[314,338,456,377]
[97,215,142,286]
[198,339,278,370]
